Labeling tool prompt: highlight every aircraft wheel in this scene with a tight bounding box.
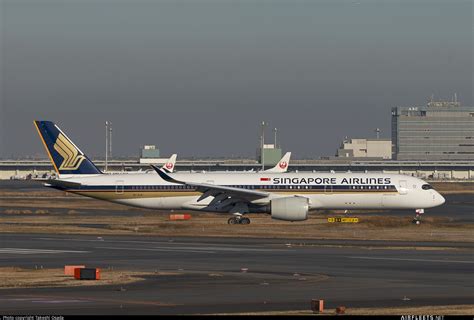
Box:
[228,217,237,225]
[412,213,422,225]
[240,217,251,225]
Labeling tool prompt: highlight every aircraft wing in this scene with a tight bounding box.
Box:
[151,165,269,202]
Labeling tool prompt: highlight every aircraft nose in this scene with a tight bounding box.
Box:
[436,193,446,206]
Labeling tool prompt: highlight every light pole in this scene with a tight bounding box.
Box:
[274,127,277,148]
[261,121,266,171]
[109,121,113,160]
[105,121,109,172]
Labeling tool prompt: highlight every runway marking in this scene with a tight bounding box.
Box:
[0,298,89,304]
[36,237,286,252]
[36,237,256,247]
[348,256,474,264]
[31,300,88,304]
[0,248,89,255]
[96,245,285,253]
[6,294,177,307]
[97,246,216,254]
[146,245,285,253]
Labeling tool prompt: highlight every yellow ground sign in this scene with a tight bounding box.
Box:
[327,217,359,223]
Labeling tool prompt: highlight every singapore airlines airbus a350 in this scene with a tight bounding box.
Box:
[34,121,445,225]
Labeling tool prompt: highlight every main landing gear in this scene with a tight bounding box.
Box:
[412,209,424,225]
[228,216,251,225]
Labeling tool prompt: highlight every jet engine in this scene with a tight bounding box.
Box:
[271,196,309,221]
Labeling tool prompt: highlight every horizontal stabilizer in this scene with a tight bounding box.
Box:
[44,179,82,189]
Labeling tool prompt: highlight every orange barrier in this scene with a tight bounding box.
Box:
[64,265,85,276]
[74,268,100,280]
[169,214,191,221]
[311,299,324,313]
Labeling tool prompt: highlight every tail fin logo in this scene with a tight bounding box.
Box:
[53,133,86,170]
[279,161,288,169]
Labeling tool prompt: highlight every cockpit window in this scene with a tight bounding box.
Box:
[422,184,433,190]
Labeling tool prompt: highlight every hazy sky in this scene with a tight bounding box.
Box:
[0,0,472,159]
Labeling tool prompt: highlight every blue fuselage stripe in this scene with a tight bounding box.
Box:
[54,184,398,192]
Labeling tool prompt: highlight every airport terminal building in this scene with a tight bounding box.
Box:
[392,100,474,160]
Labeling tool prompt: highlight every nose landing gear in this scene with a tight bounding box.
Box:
[412,209,424,224]
[227,217,251,225]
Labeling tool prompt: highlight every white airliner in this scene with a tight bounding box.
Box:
[34,121,445,225]
[212,152,290,174]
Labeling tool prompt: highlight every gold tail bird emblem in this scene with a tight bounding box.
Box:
[54,133,86,170]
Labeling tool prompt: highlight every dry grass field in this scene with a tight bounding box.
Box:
[0,267,162,289]
[218,304,474,315]
[431,182,474,194]
[0,208,472,243]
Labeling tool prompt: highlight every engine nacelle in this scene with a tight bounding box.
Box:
[271,196,309,221]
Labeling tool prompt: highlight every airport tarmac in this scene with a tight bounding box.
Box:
[0,233,473,314]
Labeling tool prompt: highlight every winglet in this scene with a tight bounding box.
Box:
[264,152,291,173]
[150,165,183,184]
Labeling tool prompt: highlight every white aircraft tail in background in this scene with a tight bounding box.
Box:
[162,154,177,173]
[264,152,291,173]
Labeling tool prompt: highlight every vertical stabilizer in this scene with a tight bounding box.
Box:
[34,121,102,176]
[162,154,177,173]
[264,152,291,173]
